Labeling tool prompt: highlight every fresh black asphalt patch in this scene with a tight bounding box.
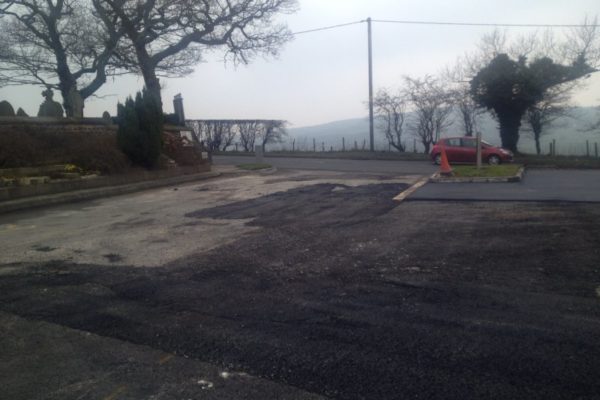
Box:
[1,183,600,399]
[411,170,600,202]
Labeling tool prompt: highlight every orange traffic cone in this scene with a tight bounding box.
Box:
[439,141,453,177]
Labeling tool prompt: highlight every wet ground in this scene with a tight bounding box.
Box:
[1,169,600,399]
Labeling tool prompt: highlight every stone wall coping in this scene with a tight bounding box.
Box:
[0,116,114,126]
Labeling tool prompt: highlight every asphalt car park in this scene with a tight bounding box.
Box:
[1,166,599,399]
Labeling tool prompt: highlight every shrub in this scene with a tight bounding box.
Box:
[117,88,163,169]
[0,101,15,116]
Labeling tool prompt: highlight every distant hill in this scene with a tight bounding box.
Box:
[281,107,600,156]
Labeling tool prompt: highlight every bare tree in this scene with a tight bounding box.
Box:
[187,119,284,152]
[220,123,238,151]
[238,121,261,151]
[0,0,124,117]
[444,63,484,137]
[187,120,236,152]
[259,120,286,147]
[405,76,453,154]
[561,15,600,69]
[373,88,407,151]
[96,0,297,108]
[523,84,573,154]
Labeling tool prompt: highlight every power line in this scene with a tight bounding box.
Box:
[371,19,599,28]
[292,20,365,35]
[292,19,599,36]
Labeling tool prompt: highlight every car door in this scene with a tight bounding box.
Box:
[444,138,462,163]
[460,138,477,163]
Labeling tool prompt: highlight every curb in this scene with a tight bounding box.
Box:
[258,167,278,175]
[0,171,220,215]
[429,166,525,183]
[393,177,429,202]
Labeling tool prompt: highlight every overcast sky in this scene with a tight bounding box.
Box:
[1,0,599,128]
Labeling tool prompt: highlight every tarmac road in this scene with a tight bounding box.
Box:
[1,169,600,399]
[213,154,437,175]
[215,155,600,202]
[412,169,600,202]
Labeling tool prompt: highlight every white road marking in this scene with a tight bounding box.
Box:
[393,176,429,202]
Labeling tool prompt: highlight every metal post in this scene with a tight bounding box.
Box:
[255,144,264,164]
[367,17,374,152]
[553,139,556,156]
[313,138,316,152]
[342,137,345,151]
[476,131,482,169]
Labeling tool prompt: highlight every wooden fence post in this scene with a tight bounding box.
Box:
[586,140,590,157]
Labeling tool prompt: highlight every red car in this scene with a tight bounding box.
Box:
[431,137,514,165]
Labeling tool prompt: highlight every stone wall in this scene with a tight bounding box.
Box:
[0,117,208,173]
[0,117,126,173]
[0,116,117,135]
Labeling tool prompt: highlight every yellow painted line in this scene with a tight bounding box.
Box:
[102,385,127,400]
[158,354,175,365]
[393,176,429,202]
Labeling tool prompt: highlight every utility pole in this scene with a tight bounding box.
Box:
[367,17,374,152]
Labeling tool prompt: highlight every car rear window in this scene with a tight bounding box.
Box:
[461,139,477,148]
[446,138,461,147]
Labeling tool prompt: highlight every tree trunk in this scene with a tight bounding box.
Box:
[143,71,162,111]
[136,47,163,112]
[498,112,521,152]
[533,128,542,155]
[62,86,84,118]
[423,141,431,154]
[463,112,473,137]
[57,62,84,117]
[392,143,405,152]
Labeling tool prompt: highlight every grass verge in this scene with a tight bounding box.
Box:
[237,163,272,171]
[452,164,522,177]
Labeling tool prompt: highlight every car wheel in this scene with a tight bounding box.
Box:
[488,155,501,165]
[433,154,441,165]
